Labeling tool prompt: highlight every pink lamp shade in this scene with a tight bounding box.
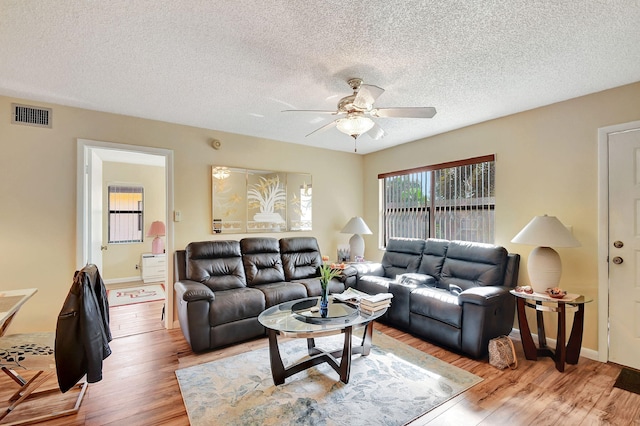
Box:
[147,221,166,254]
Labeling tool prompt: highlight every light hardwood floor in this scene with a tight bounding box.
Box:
[2,300,639,425]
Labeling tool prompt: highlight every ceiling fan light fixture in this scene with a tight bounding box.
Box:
[336,114,374,137]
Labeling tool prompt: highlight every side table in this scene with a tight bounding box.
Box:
[510,290,592,372]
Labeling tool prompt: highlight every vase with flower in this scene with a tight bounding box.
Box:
[319,256,346,315]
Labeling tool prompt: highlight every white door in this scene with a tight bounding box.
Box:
[89,150,104,271]
[608,128,640,369]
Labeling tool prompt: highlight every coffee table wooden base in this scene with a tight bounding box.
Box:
[267,321,374,385]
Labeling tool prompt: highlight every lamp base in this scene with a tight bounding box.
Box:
[527,246,561,293]
[349,234,364,261]
[151,237,165,255]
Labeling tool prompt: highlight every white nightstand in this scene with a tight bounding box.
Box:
[141,253,166,283]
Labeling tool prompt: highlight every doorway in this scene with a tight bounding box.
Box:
[76,139,175,332]
[598,120,640,369]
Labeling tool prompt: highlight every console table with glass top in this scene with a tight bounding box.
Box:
[510,290,592,372]
[0,288,37,337]
[257,296,386,385]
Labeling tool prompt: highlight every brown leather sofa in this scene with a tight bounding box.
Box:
[350,238,520,358]
[173,236,346,352]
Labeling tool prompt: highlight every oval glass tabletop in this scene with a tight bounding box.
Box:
[258,296,386,334]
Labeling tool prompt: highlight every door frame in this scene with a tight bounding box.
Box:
[597,119,640,362]
[76,138,175,329]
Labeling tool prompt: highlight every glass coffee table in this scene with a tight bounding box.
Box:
[258,296,387,385]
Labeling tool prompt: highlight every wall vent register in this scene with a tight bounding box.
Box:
[11,103,52,128]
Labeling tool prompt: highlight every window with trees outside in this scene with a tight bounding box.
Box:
[108,185,144,243]
[379,155,495,247]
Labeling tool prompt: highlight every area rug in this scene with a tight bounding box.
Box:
[176,331,482,426]
[614,367,640,395]
[107,284,165,307]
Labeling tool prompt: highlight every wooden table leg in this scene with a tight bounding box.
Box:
[361,321,373,356]
[338,326,353,383]
[555,303,566,372]
[267,329,286,385]
[536,305,547,348]
[516,297,538,360]
[566,304,585,364]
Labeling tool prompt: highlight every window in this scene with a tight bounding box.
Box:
[380,155,495,246]
[108,185,144,243]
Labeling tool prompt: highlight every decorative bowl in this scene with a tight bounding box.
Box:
[546,288,567,299]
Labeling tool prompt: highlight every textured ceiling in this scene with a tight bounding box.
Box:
[2,1,639,154]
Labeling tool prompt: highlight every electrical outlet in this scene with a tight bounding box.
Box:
[135,264,139,270]
[174,210,182,222]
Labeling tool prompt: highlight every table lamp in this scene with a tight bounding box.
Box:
[147,221,166,254]
[340,216,372,261]
[511,214,580,293]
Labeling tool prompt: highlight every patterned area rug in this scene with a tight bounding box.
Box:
[176,330,482,426]
[107,284,165,307]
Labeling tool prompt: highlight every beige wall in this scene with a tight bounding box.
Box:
[3,81,639,353]
[363,81,640,351]
[0,96,363,333]
[102,162,166,281]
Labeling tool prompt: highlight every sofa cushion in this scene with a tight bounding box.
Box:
[293,277,345,297]
[186,241,246,291]
[381,238,426,278]
[410,286,462,328]
[279,237,322,280]
[208,287,266,327]
[240,237,286,286]
[417,238,449,283]
[440,241,508,292]
[253,282,308,307]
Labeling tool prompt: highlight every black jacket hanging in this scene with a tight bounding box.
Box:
[55,264,112,393]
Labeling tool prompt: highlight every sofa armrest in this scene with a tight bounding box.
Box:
[350,262,384,277]
[174,280,215,302]
[458,286,511,306]
[336,265,357,282]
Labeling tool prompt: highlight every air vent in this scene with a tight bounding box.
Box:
[11,103,52,128]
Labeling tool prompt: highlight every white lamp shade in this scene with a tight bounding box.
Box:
[340,217,372,235]
[511,215,580,293]
[511,215,580,247]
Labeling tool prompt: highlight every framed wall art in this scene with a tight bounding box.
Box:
[211,166,312,234]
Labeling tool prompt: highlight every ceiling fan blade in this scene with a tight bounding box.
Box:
[366,123,385,140]
[354,84,385,109]
[371,107,437,118]
[282,109,337,115]
[305,120,337,137]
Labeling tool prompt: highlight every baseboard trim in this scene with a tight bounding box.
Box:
[511,327,599,361]
[104,276,142,285]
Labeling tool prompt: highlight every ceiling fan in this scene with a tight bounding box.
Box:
[283,78,437,148]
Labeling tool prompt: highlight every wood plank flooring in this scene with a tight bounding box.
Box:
[2,302,639,425]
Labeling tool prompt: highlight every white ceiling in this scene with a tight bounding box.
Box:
[2,1,639,155]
